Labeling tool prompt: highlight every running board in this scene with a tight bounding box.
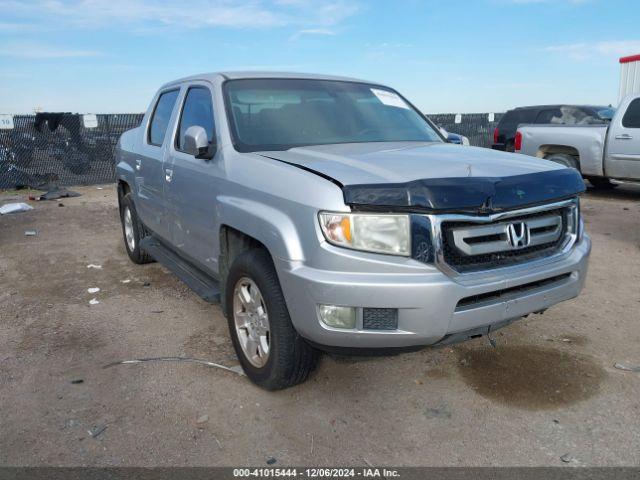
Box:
[140,236,221,304]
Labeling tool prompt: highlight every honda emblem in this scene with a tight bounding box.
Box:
[507,222,530,248]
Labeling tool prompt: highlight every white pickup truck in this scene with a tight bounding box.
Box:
[516,93,640,188]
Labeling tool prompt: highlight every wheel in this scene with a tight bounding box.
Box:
[119,192,154,264]
[225,248,319,390]
[545,153,579,170]
[586,176,617,189]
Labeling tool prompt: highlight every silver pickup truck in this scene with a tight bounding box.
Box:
[116,72,590,390]
[516,93,640,188]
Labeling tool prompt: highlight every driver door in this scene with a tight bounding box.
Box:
[606,96,640,180]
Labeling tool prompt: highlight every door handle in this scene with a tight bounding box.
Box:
[615,134,633,140]
[165,168,173,182]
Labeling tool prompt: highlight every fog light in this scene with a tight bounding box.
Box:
[318,305,356,329]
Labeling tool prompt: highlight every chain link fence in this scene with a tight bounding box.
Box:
[0,112,502,190]
[428,112,503,148]
[0,113,143,189]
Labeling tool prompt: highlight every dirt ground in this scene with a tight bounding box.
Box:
[1,183,639,467]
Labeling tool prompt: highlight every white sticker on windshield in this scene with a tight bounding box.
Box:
[370,88,410,110]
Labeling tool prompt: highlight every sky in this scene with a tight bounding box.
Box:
[1,0,639,114]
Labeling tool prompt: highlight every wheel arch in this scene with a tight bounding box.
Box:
[117,179,131,212]
[537,144,580,161]
[218,224,276,315]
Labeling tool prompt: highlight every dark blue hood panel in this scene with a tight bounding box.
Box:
[343,168,585,214]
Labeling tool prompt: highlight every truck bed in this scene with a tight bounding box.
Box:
[518,124,608,177]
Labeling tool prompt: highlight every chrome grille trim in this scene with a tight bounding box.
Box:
[450,212,563,256]
[425,198,580,277]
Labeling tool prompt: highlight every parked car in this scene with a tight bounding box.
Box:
[438,127,470,145]
[115,72,590,390]
[515,93,640,189]
[492,105,615,152]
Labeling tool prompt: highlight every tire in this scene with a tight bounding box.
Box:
[545,153,579,170]
[225,248,319,390]
[586,176,617,190]
[119,192,154,264]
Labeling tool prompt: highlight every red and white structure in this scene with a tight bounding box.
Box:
[619,54,640,103]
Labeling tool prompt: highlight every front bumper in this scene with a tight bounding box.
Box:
[275,234,591,349]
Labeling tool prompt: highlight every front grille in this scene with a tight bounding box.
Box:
[441,208,570,273]
[363,308,398,330]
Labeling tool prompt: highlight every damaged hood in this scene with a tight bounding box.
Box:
[256,142,585,213]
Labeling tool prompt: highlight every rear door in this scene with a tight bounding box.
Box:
[164,82,222,273]
[135,88,180,241]
[605,96,640,180]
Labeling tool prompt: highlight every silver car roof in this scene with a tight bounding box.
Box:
[161,71,380,89]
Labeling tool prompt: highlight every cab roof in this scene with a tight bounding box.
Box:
[161,71,377,89]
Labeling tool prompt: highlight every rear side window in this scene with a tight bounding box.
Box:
[499,109,537,131]
[622,98,640,128]
[535,108,562,124]
[176,87,215,151]
[540,106,603,125]
[148,89,179,146]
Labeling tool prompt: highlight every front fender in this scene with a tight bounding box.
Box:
[216,195,305,261]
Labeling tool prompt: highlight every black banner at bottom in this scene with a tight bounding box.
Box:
[0,467,638,480]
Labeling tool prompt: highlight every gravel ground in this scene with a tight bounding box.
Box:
[0,183,639,467]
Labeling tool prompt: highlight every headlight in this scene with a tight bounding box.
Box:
[319,212,411,256]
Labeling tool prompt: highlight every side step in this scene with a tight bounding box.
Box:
[140,236,221,304]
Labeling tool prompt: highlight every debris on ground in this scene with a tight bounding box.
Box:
[196,414,209,425]
[70,379,84,384]
[87,287,100,294]
[143,282,151,287]
[87,264,102,269]
[121,279,131,284]
[89,298,99,305]
[560,453,575,463]
[0,203,33,215]
[88,424,107,438]
[24,230,37,236]
[614,363,640,372]
[266,457,277,465]
[102,356,246,376]
[424,404,452,419]
[35,187,80,201]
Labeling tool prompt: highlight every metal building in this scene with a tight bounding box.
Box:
[619,54,640,102]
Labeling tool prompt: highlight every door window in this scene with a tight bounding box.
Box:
[176,87,215,151]
[148,89,179,146]
[622,98,640,128]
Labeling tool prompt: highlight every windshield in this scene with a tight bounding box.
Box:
[223,78,442,152]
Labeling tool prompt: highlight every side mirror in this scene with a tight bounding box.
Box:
[184,125,216,160]
[447,133,463,144]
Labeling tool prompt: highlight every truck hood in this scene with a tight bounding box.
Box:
[255,142,585,213]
